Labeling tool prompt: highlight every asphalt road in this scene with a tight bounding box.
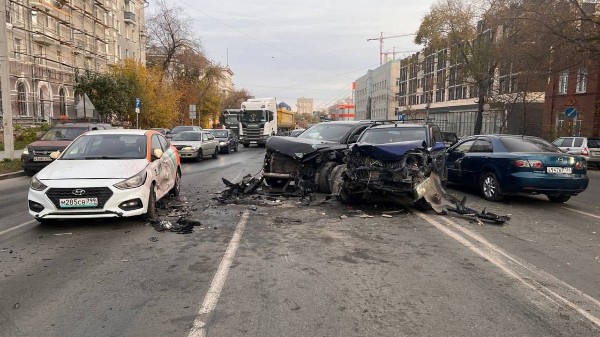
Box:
[0,147,599,337]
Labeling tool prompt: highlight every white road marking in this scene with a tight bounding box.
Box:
[562,207,600,220]
[414,211,600,328]
[188,210,250,337]
[0,219,37,236]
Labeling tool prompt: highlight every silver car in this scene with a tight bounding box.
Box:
[171,131,220,161]
[553,136,600,168]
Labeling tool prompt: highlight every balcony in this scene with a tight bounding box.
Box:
[124,11,135,24]
[31,23,57,46]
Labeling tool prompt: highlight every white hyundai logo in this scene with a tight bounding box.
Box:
[72,189,86,196]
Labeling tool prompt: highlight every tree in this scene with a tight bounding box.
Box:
[415,0,511,134]
[74,69,134,123]
[221,89,253,110]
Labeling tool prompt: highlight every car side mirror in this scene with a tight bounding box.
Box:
[152,148,163,160]
[49,151,60,159]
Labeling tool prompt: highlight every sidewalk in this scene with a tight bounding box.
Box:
[0,149,23,159]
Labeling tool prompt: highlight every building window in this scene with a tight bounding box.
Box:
[17,82,27,116]
[13,39,22,59]
[558,70,568,94]
[59,88,66,116]
[576,67,588,93]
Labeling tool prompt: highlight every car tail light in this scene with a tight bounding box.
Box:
[575,161,586,169]
[581,147,589,156]
[513,159,543,169]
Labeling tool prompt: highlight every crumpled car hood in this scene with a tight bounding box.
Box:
[266,136,337,159]
[351,140,426,161]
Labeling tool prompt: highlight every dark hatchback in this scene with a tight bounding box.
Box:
[446,135,589,203]
[21,123,110,175]
[207,129,239,153]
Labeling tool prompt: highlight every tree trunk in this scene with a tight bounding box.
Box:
[474,82,485,134]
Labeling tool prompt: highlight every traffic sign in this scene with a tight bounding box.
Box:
[189,104,197,112]
[564,95,576,107]
[135,97,141,108]
[564,107,577,118]
[189,111,197,119]
[135,107,140,114]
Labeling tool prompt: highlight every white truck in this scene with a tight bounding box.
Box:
[239,97,278,147]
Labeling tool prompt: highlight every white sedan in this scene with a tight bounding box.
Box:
[27,129,181,223]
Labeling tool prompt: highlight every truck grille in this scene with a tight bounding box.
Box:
[245,127,262,139]
[46,187,113,209]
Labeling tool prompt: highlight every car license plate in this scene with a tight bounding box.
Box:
[547,167,572,174]
[33,156,53,162]
[59,198,98,208]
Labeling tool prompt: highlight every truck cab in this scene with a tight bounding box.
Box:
[239,98,277,147]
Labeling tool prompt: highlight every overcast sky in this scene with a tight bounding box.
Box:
[150,1,437,110]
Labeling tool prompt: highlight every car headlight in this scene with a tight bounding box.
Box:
[23,147,29,155]
[182,146,197,151]
[219,142,227,146]
[31,176,47,191]
[114,170,147,190]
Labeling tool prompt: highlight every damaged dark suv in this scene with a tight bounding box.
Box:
[263,121,375,192]
[329,123,447,203]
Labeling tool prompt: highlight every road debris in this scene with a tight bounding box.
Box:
[53,233,72,236]
[381,214,393,218]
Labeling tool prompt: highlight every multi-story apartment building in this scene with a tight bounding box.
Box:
[3,0,146,124]
[396,46,546,137]
[216,66,234,97]
[354,60,400,120]
[296,97,313,116]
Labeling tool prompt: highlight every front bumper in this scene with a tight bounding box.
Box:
[28,179,151,220]
[21,153,54,172]
[177,149,200,159]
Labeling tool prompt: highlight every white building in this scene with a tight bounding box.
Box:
[354,60,401,120]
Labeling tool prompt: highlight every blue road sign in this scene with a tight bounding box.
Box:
[565,107,577,118]
[398,114,405,121]
[135,97,141,108]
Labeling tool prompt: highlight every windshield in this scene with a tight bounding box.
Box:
[223,115,239,125]
[171,126,196,134]
[297,123,355,142]
[209,130,228,138]
[40,127,88,141]
[172,132,202,141]
[500,136,561,153]
[240,110,266,123]
[61,134,147,160]
[360,128,427,145]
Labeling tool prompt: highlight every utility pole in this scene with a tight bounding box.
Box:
[367,32,416,65]
[0,0,15,158]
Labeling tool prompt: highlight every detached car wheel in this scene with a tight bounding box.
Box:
[317,162,338,194]
[547,194,571,203]
[480,172,504,201]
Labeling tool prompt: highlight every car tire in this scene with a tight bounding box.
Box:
[145,184,157,221]
[212,148,219,159]
[317,162,338,193]
[547,194,571,203]
[170,169,181,197]
[225,144,231,154]
[243,143,249,148]
[25,170,36,177]
[234,143,239,152]
[479,172,504,201]
[195,149,203,162]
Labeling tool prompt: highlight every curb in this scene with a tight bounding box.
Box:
[0,171,27,180]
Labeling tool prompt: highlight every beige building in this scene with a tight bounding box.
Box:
[354,60,401,120]
[3,0,146,124]
[296,97,313,115]
[216,66,234,97]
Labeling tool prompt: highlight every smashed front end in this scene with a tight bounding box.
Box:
[341,140,433,197]
[263,136,346,192]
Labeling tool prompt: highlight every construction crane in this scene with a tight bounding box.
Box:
[382,47,417,62]
[367,32,416,65]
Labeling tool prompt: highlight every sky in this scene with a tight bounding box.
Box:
[149,1,437,110]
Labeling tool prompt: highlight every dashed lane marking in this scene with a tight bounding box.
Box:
[562,207,600,221]
[0,219,37,237]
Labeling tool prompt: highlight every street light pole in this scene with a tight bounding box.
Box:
[0,0,15,158]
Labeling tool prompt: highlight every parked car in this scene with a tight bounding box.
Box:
[446,135,589,202]
[166,125,202,139]
[170,131,219,161]
[331,123,447,202]
[21,123,111,176]
[27,129,181,223]
[263,120,376,192]
[151,128,170,135]
[553,136,600,168]
[207,129,239,153]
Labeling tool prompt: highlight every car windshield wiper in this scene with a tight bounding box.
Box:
[81,156,123,160]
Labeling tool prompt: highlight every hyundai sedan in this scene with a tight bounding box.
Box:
[28,129,181,223]
[446,135,588,203]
